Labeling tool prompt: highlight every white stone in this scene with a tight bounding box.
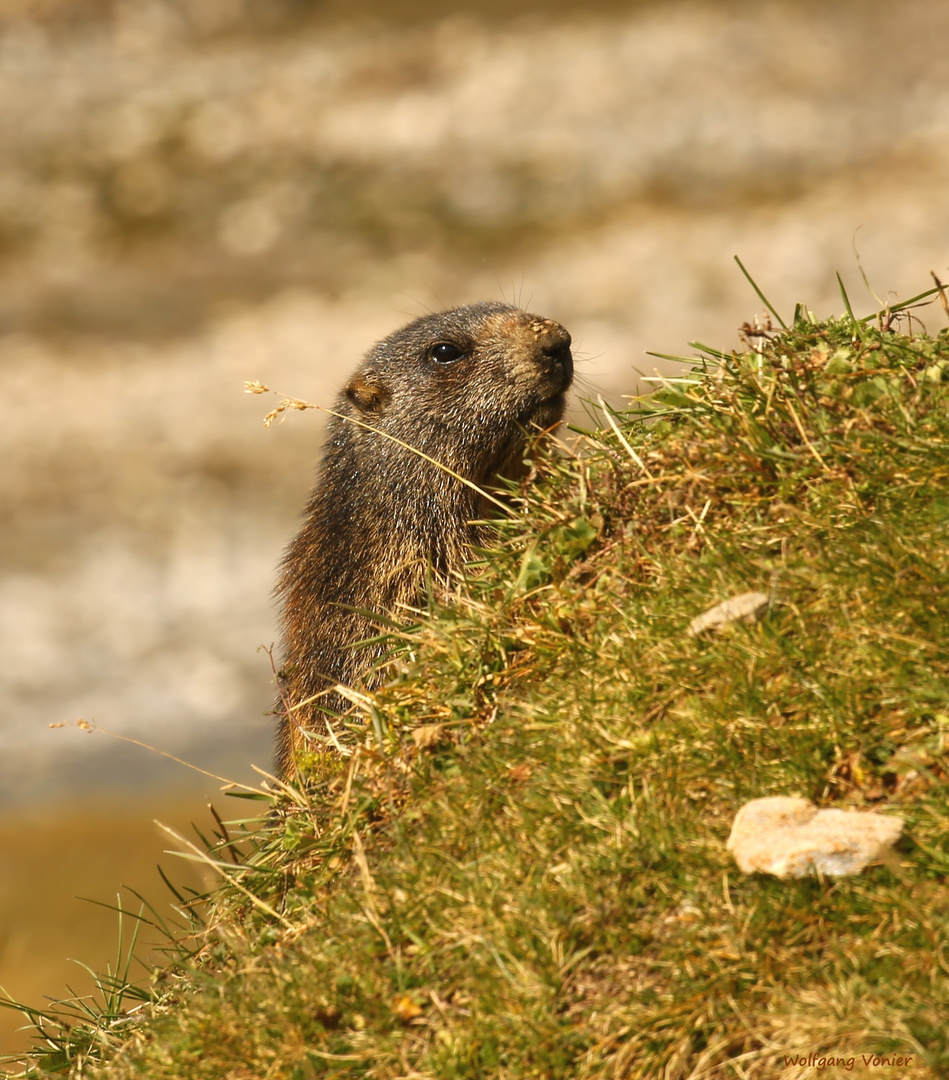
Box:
[687,591,770,636]
[727,796,904,878]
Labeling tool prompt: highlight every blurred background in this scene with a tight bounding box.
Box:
[1,0,948,1056]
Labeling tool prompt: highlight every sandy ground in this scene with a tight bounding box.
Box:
[1,0,948,1052]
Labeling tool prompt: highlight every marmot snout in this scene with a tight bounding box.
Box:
[275,301,573,775]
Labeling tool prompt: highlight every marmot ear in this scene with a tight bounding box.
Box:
[346,372,390,414]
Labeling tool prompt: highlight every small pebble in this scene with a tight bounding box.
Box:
[687,591,770,636]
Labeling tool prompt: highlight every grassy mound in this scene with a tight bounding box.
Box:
[8,290,949,1079]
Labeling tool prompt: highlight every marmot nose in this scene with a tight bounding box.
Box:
[538,322,573,383]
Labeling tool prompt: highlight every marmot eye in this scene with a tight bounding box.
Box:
[430,342,466,365]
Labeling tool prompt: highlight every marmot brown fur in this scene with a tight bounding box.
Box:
[275,301,573,776]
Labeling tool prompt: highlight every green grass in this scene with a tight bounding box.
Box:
[5,287,949,1079]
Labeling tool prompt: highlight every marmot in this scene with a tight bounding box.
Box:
[275,301,573,776]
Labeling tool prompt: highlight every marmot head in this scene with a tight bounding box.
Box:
[340,302,573,480]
